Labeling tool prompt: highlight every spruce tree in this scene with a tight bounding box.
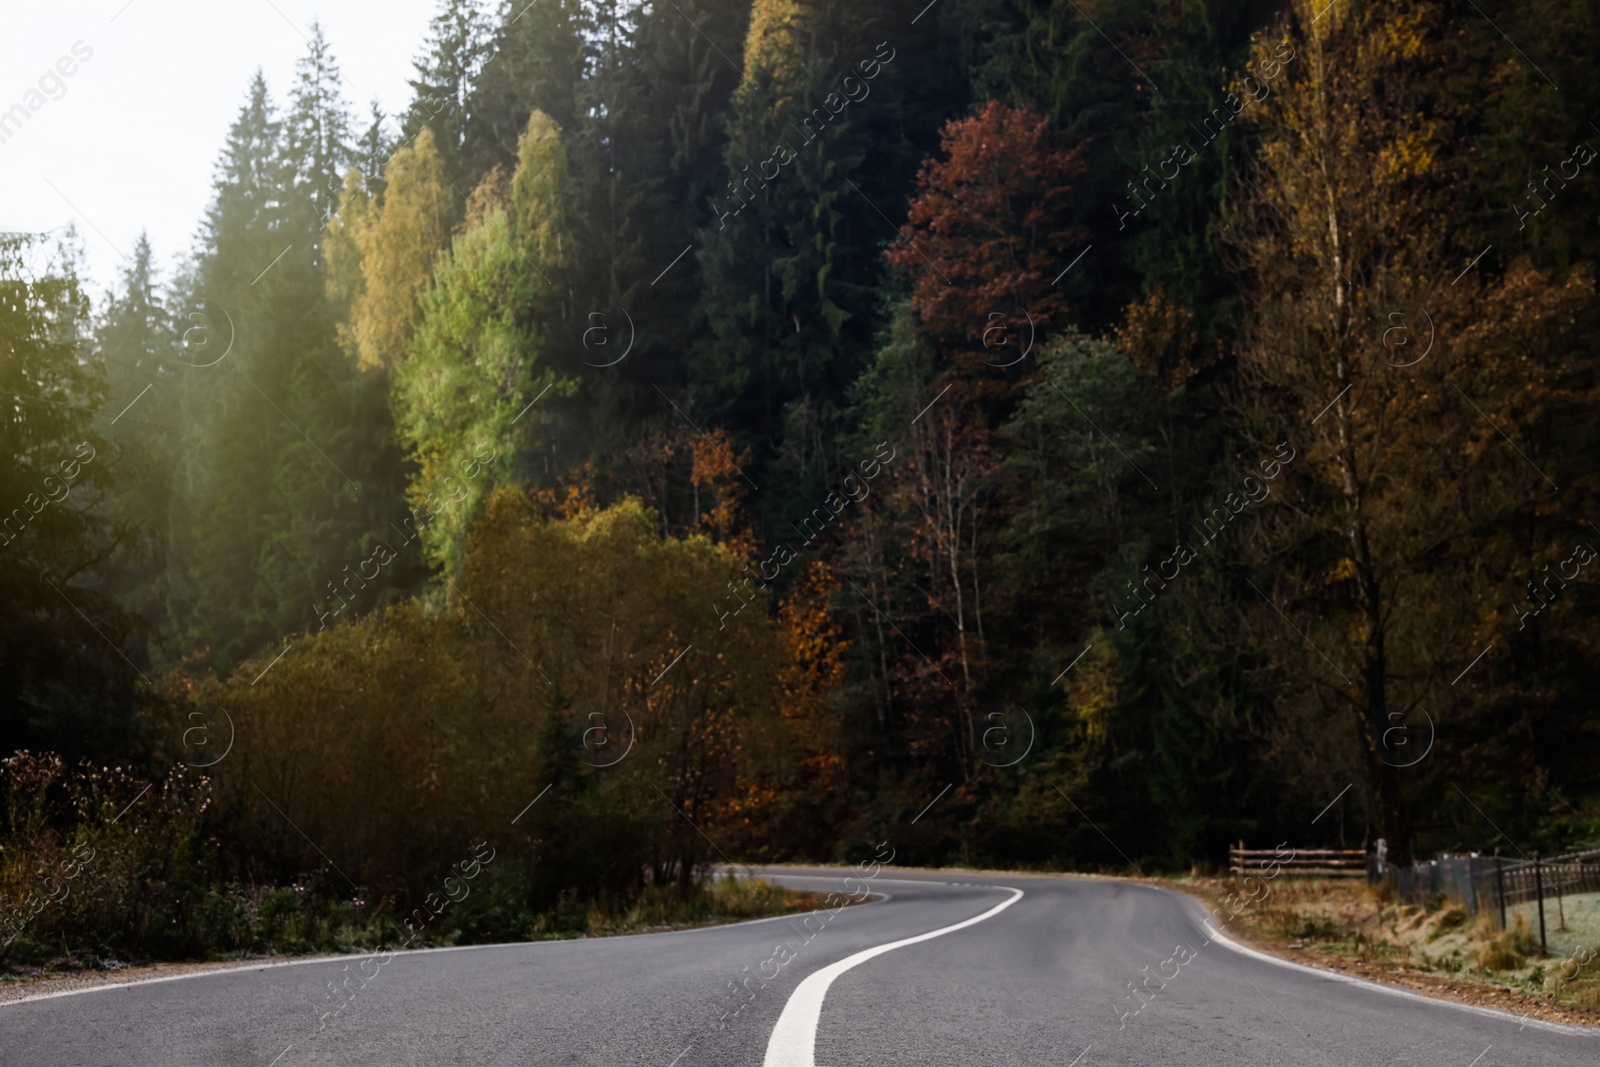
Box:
[95,234,178,649]
[167,72,288,666]
[286,22,358,251]
[464,0,588,183]
[405,0,491,200]
[173,53,419,672]
[695,0,914,512]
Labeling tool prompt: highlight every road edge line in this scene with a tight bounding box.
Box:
[0,885,890,1010]
[1165,888,1598,1038]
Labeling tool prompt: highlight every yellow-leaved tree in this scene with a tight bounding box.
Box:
[1232,0,1597,863]
[329,127,451,373]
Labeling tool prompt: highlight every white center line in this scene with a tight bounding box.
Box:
[761,887,1024,1067]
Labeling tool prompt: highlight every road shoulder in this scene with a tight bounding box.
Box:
[1169,879,1600,1029]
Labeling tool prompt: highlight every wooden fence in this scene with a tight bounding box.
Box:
[1222,844,1600,955]
[1228,843,1367,879]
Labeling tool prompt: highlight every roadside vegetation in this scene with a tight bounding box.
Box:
[0,749,832,981]
[1178,876,1600,1018]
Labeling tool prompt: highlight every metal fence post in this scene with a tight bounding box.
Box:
[1495,851,1506,930]
[1534,855,1547,956]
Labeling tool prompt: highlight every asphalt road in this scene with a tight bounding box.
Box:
[2,866,1594,1066]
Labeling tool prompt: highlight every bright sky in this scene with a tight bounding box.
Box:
[0,0,442,300]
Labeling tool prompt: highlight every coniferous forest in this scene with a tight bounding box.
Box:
[4,0,1600,962]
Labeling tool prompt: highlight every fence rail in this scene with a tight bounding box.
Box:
[1221,845,1600,954]
[1492,860,1600,908]
[1228,843,1366,878]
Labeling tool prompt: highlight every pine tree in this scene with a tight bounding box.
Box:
[356,100,396,194]
[970,0,1273,332]
[168,72,290,665]
[96,234,178,645]
[695,0,915,505]
[464,0,588,183]
[405,0,491,200]
[172,60,419,671]
[286,21,357,247]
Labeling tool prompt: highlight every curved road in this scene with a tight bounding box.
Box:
[2,867,1593,1065]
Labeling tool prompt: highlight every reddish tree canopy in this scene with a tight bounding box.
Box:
[888,101,1085,358]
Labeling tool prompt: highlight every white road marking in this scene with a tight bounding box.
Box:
[0,879,890,1009]
[761,886,1024,1067]
[1185,894,1597,1037]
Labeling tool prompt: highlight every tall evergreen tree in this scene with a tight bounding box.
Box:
[96,234,178,648]
[0,231,139,756]
[553,0,748,468]
[286,22,358,249]
[167,72,288,665]
[406,0,492,200]
[464,0,589,183]
[172,53,419,672]
[695,0,920,525]
[356,100,396,195]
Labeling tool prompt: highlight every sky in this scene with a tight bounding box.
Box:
[0,0,443,300]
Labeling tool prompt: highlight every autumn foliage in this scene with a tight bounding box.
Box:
[889,101,1085,372]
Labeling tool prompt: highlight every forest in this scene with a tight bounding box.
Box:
[3,0,1599,962]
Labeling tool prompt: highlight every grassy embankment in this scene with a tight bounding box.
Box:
[1176,875,1600,1023]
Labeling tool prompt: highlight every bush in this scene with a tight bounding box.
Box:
[1,753,215,964]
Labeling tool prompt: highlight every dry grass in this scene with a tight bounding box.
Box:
[528,875,843,939]
[1179,875,1600,1009]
